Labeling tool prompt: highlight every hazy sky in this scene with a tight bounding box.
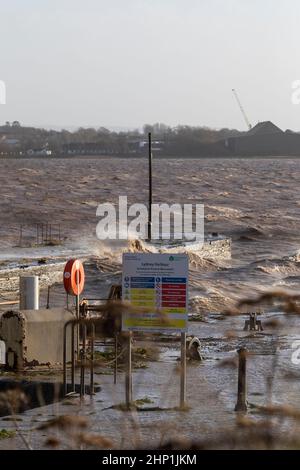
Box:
[1,0,300,130]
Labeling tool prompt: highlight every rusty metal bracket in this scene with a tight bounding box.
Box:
[243,312,263,331]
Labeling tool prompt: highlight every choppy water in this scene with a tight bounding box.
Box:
[1,157,300,310]
[2,157,300,448]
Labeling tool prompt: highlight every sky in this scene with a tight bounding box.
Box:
[0,0,300,131]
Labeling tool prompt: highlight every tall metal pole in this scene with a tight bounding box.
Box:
[148,132,152,241]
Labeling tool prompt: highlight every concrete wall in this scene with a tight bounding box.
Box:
[0,308,74,369]
[159,237,231,260]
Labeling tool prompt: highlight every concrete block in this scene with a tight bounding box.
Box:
[0,308,74,370]
[143,235,232,260]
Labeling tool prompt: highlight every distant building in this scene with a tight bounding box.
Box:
[4,138,20,146]
[0,135,20,146]
[61,142,112,155]
[224,121,300,156]
[27,148,52,156]
[127,140,164,154]
[0,134,21,155]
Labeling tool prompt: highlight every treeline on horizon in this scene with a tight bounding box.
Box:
[0,121,245,156]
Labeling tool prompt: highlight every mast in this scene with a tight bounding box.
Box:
[147,132,152,241]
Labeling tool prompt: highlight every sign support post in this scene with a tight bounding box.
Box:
[122,253,189,409]
[114,333,118,385]
[180,332,187,409]
[125,331,133,409]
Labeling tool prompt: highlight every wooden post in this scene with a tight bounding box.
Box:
[19,225,23,247]
[46,285,51,309]
[180,332,187,409]
[125,332,132,408]
[235,347,248,412]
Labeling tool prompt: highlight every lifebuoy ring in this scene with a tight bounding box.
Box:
[63,259,85,296]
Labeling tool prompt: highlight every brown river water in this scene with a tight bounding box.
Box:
[1,157,300,449]
[1,156,300,309]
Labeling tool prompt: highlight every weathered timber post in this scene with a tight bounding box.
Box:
[235,347,248,412]
[180,332,187,409]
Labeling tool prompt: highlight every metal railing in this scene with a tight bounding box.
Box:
[63,285,122,398]
[63,317,95,398]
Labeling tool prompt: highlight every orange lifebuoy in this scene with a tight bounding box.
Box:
[63,259,85,296]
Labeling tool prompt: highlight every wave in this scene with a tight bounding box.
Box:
[255,258,300,276]
[234,226,265,241]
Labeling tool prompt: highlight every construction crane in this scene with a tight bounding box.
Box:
[232,88,252,130]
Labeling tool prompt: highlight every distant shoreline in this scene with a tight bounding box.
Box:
[1,154,300,160]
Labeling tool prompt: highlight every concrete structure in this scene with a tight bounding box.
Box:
[225,121,300,156]
[143,234,231,260]
[0,308,74,370]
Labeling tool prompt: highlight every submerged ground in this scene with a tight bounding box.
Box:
[1,156,300,449]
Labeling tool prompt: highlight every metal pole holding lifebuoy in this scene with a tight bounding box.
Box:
[76,268,80,359]
[63,259,85,361]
